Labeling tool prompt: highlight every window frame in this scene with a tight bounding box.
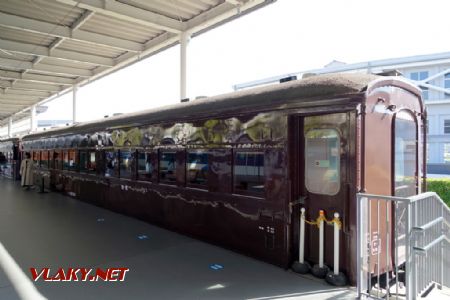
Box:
[104,149,119,178]
[444,119,450,134]
[392,109,419,197]
[118,149,135,180]
[304,128,341,196]
[186,149,210,190]
[137,149,158,183]
[232,149,266,198]
[67,149,78,172]
[158,149,178,185]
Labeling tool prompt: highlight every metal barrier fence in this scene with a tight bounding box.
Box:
[357,192,450,299]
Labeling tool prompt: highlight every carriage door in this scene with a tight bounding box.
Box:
[299,112,350,268]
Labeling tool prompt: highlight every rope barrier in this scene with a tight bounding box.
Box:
[301,210,342,229]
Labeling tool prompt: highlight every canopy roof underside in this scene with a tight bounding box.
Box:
[0,0,274,125]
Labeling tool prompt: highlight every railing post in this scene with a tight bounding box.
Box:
[406,200,414,300]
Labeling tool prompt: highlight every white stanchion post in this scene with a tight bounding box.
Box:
[334,212,340,275]
[319,210,324,268]
[299,208,305,263]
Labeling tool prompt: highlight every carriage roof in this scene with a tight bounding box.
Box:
[22,73,419,141]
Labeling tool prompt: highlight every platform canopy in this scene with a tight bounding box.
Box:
[0,0,274,128]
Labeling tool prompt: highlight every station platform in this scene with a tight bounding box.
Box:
[0,178,356,300]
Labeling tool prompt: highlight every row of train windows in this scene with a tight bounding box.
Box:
[31,149,265,197]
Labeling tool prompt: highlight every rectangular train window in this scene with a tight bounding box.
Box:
[68,150,78,171]
[88,151,96,173]
[394,111,417,197]
[54,151,61,170]
[119,150,134,179]
[49,151,54,169]
[233,151,265,196]
[63,151,69,170]
[33,151,40,168]
[80,151,88,172]
[40,151,49,169]
[105,150,118,177]
[137,151,157,182]
[305,129,340,195]
[187,150,209,188]
[159,151,177,184]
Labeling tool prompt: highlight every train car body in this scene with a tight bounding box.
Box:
[0,138,21,180]
[20,73,425,284]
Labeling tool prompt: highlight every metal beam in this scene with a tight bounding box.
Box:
[56,0,184,33]
[33,64,93,77]
[0,100,39,106]
[0,70,75,85]
[0,12,143,52]
[72,84,77,123]
[0,39,114,66]
[11,82,62,93]
[0,57,33,70]
[3,89,51,97]
[0,94,43,101]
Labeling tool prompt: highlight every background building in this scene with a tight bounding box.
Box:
[234,52,450,174]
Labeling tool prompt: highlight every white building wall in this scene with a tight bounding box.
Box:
[398,65,450,172]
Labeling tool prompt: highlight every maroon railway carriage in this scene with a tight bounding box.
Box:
[0,137,21,180]
[20,73,425,285]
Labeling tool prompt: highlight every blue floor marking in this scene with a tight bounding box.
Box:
[138,234,149,240]
[209,264,224,270]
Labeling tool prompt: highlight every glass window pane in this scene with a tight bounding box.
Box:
[87,151,96,173]
[63,151,69,170]
[445,120,450,134]
[40,151,49,169]
[233,151,265,196]
[119,150,133,179]
[444,144,450,164]
[187,151,209,187]
[159,151,177,184]
[53,151,61,170]
[33,151,40,168]
[105,151,118,177]
[138,151,157,182]
[80,151,88,172]
[395,112,417,197]
[68,150,78,171]
[305,129,340,195]
[419,71,428,80]
[410,72,418,81]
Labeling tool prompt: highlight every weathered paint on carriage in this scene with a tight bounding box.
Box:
[19,74,425,285]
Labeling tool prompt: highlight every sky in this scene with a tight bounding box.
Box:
[3,0,450,131]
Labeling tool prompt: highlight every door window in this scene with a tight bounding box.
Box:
[394,111,417,197]
[305,129,340,195]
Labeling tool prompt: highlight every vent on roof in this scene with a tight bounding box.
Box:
[375,70,402,76]
[181,98,190,103]
[280,76,297,83]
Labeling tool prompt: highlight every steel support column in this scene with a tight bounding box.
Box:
[180,32,190,100]
[72,84,78,124]
[30,105,37,132]
[8,117,12,137]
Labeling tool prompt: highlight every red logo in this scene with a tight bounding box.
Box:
[30,268,129,282]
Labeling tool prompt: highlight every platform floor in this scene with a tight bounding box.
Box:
[0,178,356,300]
